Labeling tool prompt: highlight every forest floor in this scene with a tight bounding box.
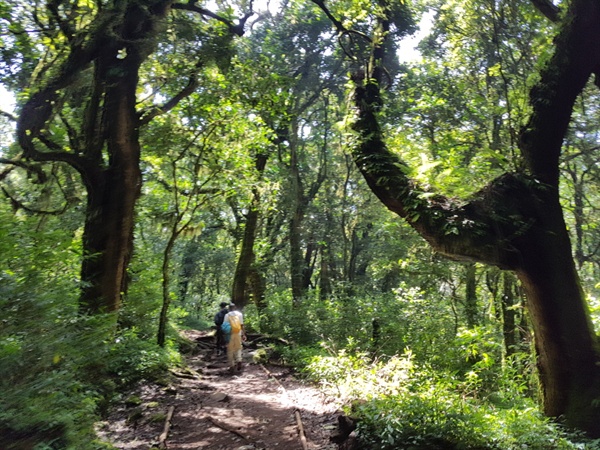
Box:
[97,330,345,450]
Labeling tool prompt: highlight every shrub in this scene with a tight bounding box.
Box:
[302,350,600,449]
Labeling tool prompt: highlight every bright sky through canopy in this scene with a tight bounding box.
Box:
[0,85,14,113]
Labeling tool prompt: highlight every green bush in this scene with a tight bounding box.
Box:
[302,350,600,450]
[106,328,181,387]
[0,316,110,449]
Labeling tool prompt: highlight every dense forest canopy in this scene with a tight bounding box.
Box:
[2,0,600,447]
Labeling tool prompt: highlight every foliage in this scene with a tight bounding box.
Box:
[0,201,178,448]
[2,0,600,444]
[301,350,599,449]
[106,329,181,388]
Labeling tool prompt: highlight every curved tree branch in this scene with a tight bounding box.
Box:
[520,0,600,186]
[310,0,372,60]
[1,186,69,215]
[172,1,252,36]
[139,61,205,125]
[0,156,48,183]
[530,0,560,22]
[344,0,600,271]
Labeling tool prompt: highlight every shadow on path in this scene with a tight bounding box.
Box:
[98,331,342,450]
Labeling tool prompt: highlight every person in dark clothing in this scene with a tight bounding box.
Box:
[214,302,229,355]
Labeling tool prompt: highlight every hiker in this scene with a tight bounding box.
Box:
[223,303,246,372]
[213,302,229,355]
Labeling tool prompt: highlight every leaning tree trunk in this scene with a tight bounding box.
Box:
[340,0,600,435]
[513,189,600,429]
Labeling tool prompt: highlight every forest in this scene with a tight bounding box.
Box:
[2,0,600,448]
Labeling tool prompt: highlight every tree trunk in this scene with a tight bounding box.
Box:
[500,273,517,357]
[289,129,307,304]
[80,54,142,314]
[513,190,600,428]
[232,153,268,309]
[302,237,317,290]
[319,240,333,300]
[249,267,267,311]
[178,238,201,304]
[16,1,171,315]
[464,263,478,328]
[157,223,179,347]
[232,203,259,310]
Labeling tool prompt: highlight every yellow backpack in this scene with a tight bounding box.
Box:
[229,314,242,333]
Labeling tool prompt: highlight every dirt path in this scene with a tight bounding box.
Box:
[97,331,342,450]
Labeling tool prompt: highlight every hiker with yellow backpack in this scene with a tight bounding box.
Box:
[222,303,246,373]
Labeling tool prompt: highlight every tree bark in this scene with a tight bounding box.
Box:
[80,44,143,314]
[289,126,308,304]
[158,225,179,347]
[178,238,201,304]
[232,153,268,309]
[319,240,333,300]
[513,190,599,426]
[500,272,517,357]
[464,263,478,328]
[17,1,172,314]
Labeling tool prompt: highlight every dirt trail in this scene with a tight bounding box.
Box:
[97,331,342,450]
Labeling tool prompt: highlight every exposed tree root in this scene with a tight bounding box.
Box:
[158,406,175,449]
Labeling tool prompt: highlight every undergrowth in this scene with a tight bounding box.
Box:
[294,347,600,450]
[0,315,179,450]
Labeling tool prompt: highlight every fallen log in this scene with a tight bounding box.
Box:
[207,416,253,442]
[245,335,289,348]
[158,406,175,449]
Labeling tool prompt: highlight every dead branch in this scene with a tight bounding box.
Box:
[206,416,253,442]
[295,409,309,450]
[258,364,286,391]
[261,364,308,448]
[158,406,175,449]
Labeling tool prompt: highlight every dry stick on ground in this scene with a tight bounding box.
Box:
[158,406,175,449]
[258,363,286,390]
[295,409,309,450]
[207,416,254,442]
[259,364,309,449]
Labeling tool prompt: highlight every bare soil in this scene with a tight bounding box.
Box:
[97,330,343,450]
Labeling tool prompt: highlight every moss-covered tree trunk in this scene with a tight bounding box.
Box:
[232,153,268,310]
[80,36,144,313]
[464,263,478,328]
[17,1,172,314]
[343,0,600,435]
[513,189,599,428]
[500,273,518,357]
